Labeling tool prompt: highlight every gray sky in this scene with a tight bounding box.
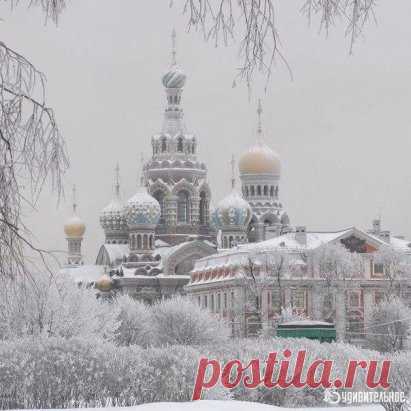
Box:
[2,1,411,264]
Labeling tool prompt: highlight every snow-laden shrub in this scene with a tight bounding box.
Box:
[114,294,154,347]
[366,297,411,353]
[150,295,230,346]
[0,337,229,409]
[0,273,119,341]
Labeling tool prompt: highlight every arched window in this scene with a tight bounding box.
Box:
[270,186,274,197]
[143,235,148,249]
[229,236,234,248]
[275,186,279,197]
[223,237,228,249]
[264,185,268,196]
[199,191,208,225]
[257,186,262,196]
[177,137,184,152]
[161,138,167,152]
[177,190,190,223]
[137,234,142,250]
[245,186,249,197]
[153,190,165,224]
[251,186,255,196]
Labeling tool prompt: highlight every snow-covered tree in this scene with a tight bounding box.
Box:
[0,272,119,340]
[366,297,411,353]
[310,242,365,317]
[150,295,230,346]
[115,294,153,347]
[373,245,409,299]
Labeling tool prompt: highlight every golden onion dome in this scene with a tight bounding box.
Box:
[239,141,281,176]
[95,274,113,292]
[64,215,86,238]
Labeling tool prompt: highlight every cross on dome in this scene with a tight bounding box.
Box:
[72,184,77,214]
[115,162,120,197]
[257,98,263,137]
[171,28,177,66]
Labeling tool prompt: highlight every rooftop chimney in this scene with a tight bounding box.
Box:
[372,218,381,234]
[380,230,391,243]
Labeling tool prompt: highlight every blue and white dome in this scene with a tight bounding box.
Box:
[213,190,252,228]
[100,197,126,232]
[125,187,161,227]
[162,65,187,89]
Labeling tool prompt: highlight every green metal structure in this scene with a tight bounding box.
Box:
[277,320,336,343]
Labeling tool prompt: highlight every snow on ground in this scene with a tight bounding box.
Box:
[133,402,384,411]
[28,401,384,411]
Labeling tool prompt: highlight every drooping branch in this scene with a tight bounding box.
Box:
[0,39,68,279]
[175,0,378,88]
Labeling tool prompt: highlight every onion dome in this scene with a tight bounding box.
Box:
[64,215,86,238]
[239,141,281,176]
[95,274,113,292]
[100,165,126,231]
[213,190,252,228]
[64,186,86,238]
[125,186,161,227]
[162,66,186,89]
[161,29,187,89]
[239,99,281,176]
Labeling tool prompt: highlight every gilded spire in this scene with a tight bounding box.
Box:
[171,28,177,66]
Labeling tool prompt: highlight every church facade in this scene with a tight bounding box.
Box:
[62,33,411,342]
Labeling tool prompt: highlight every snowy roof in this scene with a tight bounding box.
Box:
[280,320,334,327]
[60,264,105,284]
[103,243,129,262]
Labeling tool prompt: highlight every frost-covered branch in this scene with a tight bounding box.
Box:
[0,8,68,279]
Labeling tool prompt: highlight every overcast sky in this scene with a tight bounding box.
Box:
[2,1,411,264]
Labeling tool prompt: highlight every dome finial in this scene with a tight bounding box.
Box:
[139,153,145,187]
[72,184,77,214]
[257,98,263,138]
[115,162,120,197]
[230,154,236,189]
[171,28,177,66]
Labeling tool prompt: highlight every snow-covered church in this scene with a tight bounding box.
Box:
[62,32,411,341]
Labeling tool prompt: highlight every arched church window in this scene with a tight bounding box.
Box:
[229,236,234,248]
[275,186,279,197]
[199,191,208,225]
[177,137,184,152]
[161,138,167,152]
[251,186,255,196]
[223,237,228,249]
[137,234,142,250]
[143,235,148,249]
[257,186,262,196]
[270,186,274,197]
[245,186,249,197]
[264,185,268,196]
[177,190,190,223]
[153,190,165,224]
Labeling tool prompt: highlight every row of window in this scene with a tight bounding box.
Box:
[153,190,209,225]
[243,185,278,198]
[153,137,196,155]
[129,233,155,250]
[222,235,247,249]
[197,290,235,313]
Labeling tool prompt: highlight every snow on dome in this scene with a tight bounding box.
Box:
[239,141,281,176]
[213,190,252,228]
[162,65,187,88]
[100,197,126,231]
[64,214,86,238]
[125,186,161,227]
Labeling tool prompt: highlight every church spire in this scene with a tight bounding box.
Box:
[72,184,77,214]
[171,28,177,66]
[230,154,236,190]
[114,162,120,197]
[257,98,263,141]
[139,153,145,187]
